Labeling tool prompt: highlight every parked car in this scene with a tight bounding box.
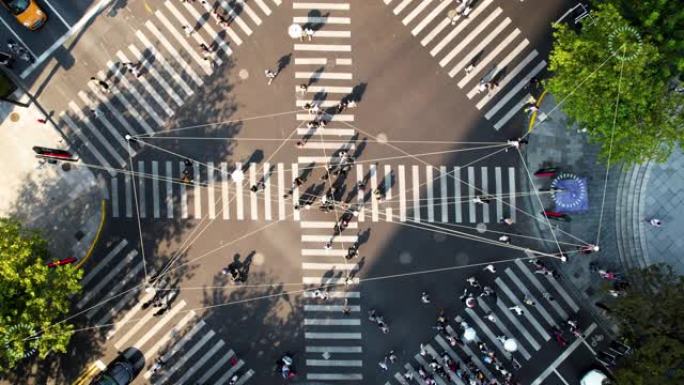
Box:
[0,0,47,30]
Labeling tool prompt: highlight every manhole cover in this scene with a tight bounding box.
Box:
[238,69,249,80]
[376,133,388,144]
[9,112,20,122]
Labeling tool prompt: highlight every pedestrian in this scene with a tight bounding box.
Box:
[421,291,431,304]
[151,357,165,373]
[500,217,513,225]
[498,235,511,244]
[509,305,524,316]
[420,343,428,357]
[368,309,377,322]
[466,276,480,288]
[484,312,496,322]
[403,371,414,381]
[465,63,475,74]
[265,69,277,85]
[480,286,495,297]
[523,296,535,306]
[304,27,314,41]
[298,83,308,95]
[341,299,351,315]
[90,77,111,93]
[388,350,398,363]
[296,140,304,149]
[477,79,488,93]
[483,264,496,273]
[648,218,663,227]
[182,25,194,36]
[321,290,329,301]
[378,359,389,371]
[324,242,331,250]
[579,244,600,254]
[543,292,555,301]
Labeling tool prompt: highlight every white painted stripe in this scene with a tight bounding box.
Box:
[412,165,420,222]
[180,161,188,219]
[336,57,352,65]
[495,277,550,340]
[111,177,119,218]
[106,60,166,126]
[297,128,355,136]
[513,259,568,319]
[125,173,133,217]
[293,16,350,24]
[114,289,157,349]
[370,163,379,222]
[165,161,173,218]
[385,165,393,223]
[307,359,362,366]
[494,94,530,130]
[76,239,128,286]
[235,0,262,25]
[79,250,138,308]
[76,91,133,157]
[153,12,212,74]
[398,165,406,221]
[249,163,258,220]
[143,22,207,81]
[295,57,327,65]
[221,162,230,219]
[295,71,353,80]
[356,163,365,222]
[295,43,351,52]
[302,235,358,242]
[545,274,580,312]
[473,50,538,105]
[291,163,300,221]
[306,346,362,353]
[495,296,541,350]
[301,142,355,150]
[137,161,146,218]
[314,30,351,38]
[131,300,185,351]
[196,350,234,384]
[152,161,160,218]
[218,1,252,36]
[440,166,448,223]
[264,162,272,220]
[141,311,196,378]
[304,304,360,312]
[403,0,432,25]
[193,161,202,218]
[424,343,465,385]
[426,166,434,222]
[495,167,503,220]
[454,166,461,222]
[303,277,360,285]
[468,166,475,223]
[449,17,512,77]
[95,286,139,325]
[67,101,126,167]
[277,162,285,220]
[483,60,546,115]
[273,0,282,6]
[439,8,503,67]
[236,162,244,220]
[127,44,184,106]
[481,167,489,223]
[430,0,492,56]
[478,299,533,360]
[153,330,215,385]
[446,325,493,377]
[305,332,362,339]
[85,81,140,137]
[295,99,340,107]
[465,308,511,359]
[508,167,516,222]
[59,113,115,175]
[457,28,521,87]
[294,2,350,10]
[215,360,247,385]
[304,318,361,325]
[185,1,239,54]
[421,17,450,47]
[207,162,216,219]
[174,340,225,385]
[393,0,414,15]
[251,0,271,15]
[302,85,353,94]
[308,373,363,381]
[531,324,597,385]
[302,249,347,257]
[152,319,204,370]
[303,291,360,298]
[302,262,360,270]
[412,0,451,36]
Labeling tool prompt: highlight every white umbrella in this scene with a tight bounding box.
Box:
[288,24,303,39]
[503,338,518,352]
[463,327,477,341]
[231,168,244,182]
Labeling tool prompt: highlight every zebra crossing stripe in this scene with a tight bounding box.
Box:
[295,71,353,80]
[295,44,351,52]
[272,0,282,6]
[302,85,354,94]
[481,167,489,223]
[302,249,347,257]
[544,272,580,313]
[467,167,476,223]
[439,8,503,68]
[302,262,360,271]
[236,162,244,220]
[294,2,349,10]
[103,282,155,340]
[465,308,512,360]
[291,163,299,221]
[494,297,541,350]
[293,16,350,24]
[166,161,174,218]
[83,82,139,137]
[494,94,531,130]
[306,346,362,353]
[508,167,516,222]
[277,162,285,220]
[221,162,230,219]
[440,166,448,222]
[370,164,379,222]
[393,0,414,15]
[412,165,420,222]
[152,161,160,218]
[125,174,133,217]
[434,335,469,385]
[384,165,393,222]
[302,235,358,242]
[413,352,448,385]
[264,162,272,220]
[79,250,138,311]
[143,21,209,79]
[301,141,355,150]
[421,15,451,47]
[424,343,463,385]
[430,0,491,56]
[250,0,271,16]
[412,0,451,36]
[218,1,252,36]
[131,300,186,352]
[513,259,568,320]
[234,0,262,24]
[96,286,140,326]
[134,31,197,94]
[473,49,537,106]
[127,44,184,107]
[114,294,157,349]
[180,161,188,218]
[495,277,550,340]
[304,304,360,312]
[303,290,360,298]
[456,28,521,87]
[403,0,432,25]
[69,98,126,168]
[449,17,511,77]
[297,127,356,136]
[249,163,258,220]
[195,1,241,48]
[140,311,196,377]
[308,373,363,381]
[303,276,360,285]
[153,330,216,385]
[107,59,167,126]
[295,99,341,108]
[356,163,365,222]
[138,161,146,218]
[314,30,352,38]
[197,350,235,384]
[208,162,216,219]
[295,57,327,65]
[59,113,115,176]
[398,165,406,221]
[402,363,425,385]
[307,359,362,366]
[76,91,134,156]
[174,340,225,385]
[111,177,119,218]
[454,166,462,223]
[215,359,247,385]
[152,13,212,74]
[483,59,546,115]
[426,166,435,222]
[446,325,493,378]
[304,318,361,326]
[96,68,155,135]
[495,167,503,220]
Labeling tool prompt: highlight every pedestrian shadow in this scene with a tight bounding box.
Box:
[300,161,316,180]
[312,89,328,103]
[357,228,371,246]
[242,149,264,170]
[193,8,212,32]
[306,66,325,86]
[276,53,292,73]
[303,10,329,31]
[352,136,367,159]
[349,82,368,103]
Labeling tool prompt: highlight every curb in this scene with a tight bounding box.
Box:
[527,90,548,133]
[75,199,107,270]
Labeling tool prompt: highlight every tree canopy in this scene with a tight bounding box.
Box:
[0,218,82,372]
[547,2,684,165]
[610,264,684,384]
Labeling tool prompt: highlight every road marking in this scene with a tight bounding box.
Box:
[454,166,462,222]
[67,101,126,167]
[398,165,406,221]
[76,91,133,156]
[356,163,365,222]
[412,0,451,36]
[457,28,521,87]
[140,311,196,377]
[277,162,285,220]
[180,161,188,218]
[218,1,252,35]
[476,298,532,360]
[514,259,568,319]
[385,165,393,222]
[468,166,476,223]
[111,177,119,218]
[125,173,133,217]
[127,44,183,106]
[430,0,492,56]
[370,164,379,222]
[484,60,547,115]
[235,0,262,24]
[107,59,166,126]
[545,273,580,312]
[216,360,248,385]
[307,359,362,366]
[495,277,550,340]
[393,0,414,15]
[297,128,355,136]
[59,113,115,176]
[152,12,212,74]
[508,167,516,222]
[166,161,174,218]
[465,308,511,359]
[301,141,355,150]
[304,318,361,326]
[264,162,272,220]
[294,2,350,10]
[292,163,299,221]
[304,304,360,312]
[100,67,156,135]
[306,346,362,353]
[403,0,432,25]
[143,22,207,81]
[79,250,137,308]
[302,235,358,242]
[421,15,450,47]
[197,350,235,384]
[295,57,327,65]
[302,249,347,257]
[235,162,244,220]
[494,94,531,130]
[207,162,216,219]
[303,277,360,285]
[250,0,271,15]
[174,340,225,385]
[130,300,186,352]
[135,31,197,93]
[440,8,502,67]
[221,162,230,219]
[302,262,360,271]
[473,49,537,105]
[301,220,353,228]
[336,57,352,65]
[295,71,353,80]
[426,166,434,222]
[295,99,341,108]
[249,162,258,220]
[113,289,158,349]
[308,373,363,381]
[440,166,448,222]
[294,44,351,52]
[495,295,541,350]
[300,85,354,94]
[303,290,360,298]
[152,161,160,218]
[153,330,215,385]
[314,30,352,38]
[495,167,503,220]
[449,17,511,77]
[293,16,350,24]
[481,166,489,223]
[84,82,140,137]
[305,332,362,339]
[178,0,239,50]
[412,165,420,222]
[531,324,598,385]
[192,162,201,218]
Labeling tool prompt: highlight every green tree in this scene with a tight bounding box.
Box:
[610,264,684,384]
[547,3,684,164]
[0,218,82,372]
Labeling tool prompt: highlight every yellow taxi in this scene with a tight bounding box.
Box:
[0,0,47,30]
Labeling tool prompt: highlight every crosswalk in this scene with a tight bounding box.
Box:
[382,0,546,130]
[109,161,519,224]
[54,0,281,175]
[384,258,585,385]
[76,238,254,384]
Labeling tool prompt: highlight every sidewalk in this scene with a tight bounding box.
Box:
[0,99,105,264]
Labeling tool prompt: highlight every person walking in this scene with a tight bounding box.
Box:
[304,27,314,41]
[466,276,480,288]
[483,264,496,273]
[265,69,277,85]
[509,305,524,316]
[498,235,511,244]
[421,291,431,304]
[90,77,111,93]
[648,218,663,227]
[484,312,496,322]
[182,25,194,36]
[500,217,513,225]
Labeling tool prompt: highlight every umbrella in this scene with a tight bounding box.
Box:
[231,168,244,182]
[288,24,303,39]
[503,338,518,352]
[463,327,477,341]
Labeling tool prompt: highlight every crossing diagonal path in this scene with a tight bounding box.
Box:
[49,0,281,174]
[383,258,587,385]
[380,0,547,131]
[75,238,256,384]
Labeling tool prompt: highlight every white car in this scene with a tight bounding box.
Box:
[580,369,610,385]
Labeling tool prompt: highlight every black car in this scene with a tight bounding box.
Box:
[90,348,143,385]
